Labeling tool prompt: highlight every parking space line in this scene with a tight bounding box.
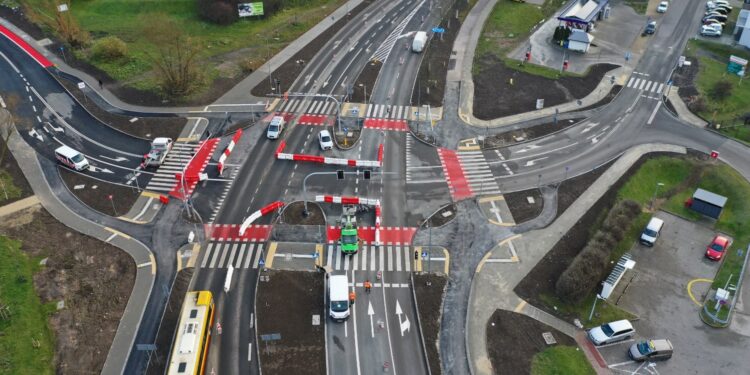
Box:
[597,338,634,348]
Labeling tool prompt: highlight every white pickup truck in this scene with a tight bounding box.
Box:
[142,137,173,168]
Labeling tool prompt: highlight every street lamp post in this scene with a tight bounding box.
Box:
[650,182,665,210]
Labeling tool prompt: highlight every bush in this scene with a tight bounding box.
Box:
[591,232,616,250]
[197,0,239,25]
[91,36,128,61]
[555,245,609,302]
[709,80,733,101]
[238,57,257,73]
[619,199,641,216]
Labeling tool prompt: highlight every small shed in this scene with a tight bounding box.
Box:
[567,29,594,53]
[690,188,727,219]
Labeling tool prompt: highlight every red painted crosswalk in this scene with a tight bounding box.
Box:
[326,226,417,245]
[364,118,408,132]
[437,148,473,201]
[297,114,328,125]
[170,138,219,200]
[205,224,272,242]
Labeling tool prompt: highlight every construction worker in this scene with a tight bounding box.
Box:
[364,279,372,294]
[349,290,356,306]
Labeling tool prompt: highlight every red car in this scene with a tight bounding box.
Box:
[706,235,730,261]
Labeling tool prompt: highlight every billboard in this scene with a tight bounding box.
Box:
[239,2,264,17]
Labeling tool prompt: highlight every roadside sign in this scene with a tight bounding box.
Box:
[259,258,265,267]
[432,27,445,33]
[77,82,86,89]
[710,150,719,159]
[422,251,427,259]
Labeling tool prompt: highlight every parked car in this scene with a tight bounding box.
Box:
[628,339,674,361]
[714,4,733,12]
[703,14,728,23]
[706,7,729,15]
[142,137,173,168]
[701,24,722,36]
[644,21,657,35]
[706,0,730,10]
[657,1,668,12]
[640,217,664,247]
[706,235,731,261]
[318,129,333,150]
[588,320,636,345]
[704,19,726,27]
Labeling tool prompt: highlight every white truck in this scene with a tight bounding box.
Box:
[412,31,427,53]
[142,137,173,168]
[328,274,350,321]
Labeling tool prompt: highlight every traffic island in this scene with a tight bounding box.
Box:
[58,166,140,217]
[333,127,362,150]
[424,203,457,228]
[478,117,585,150]
[504,189,543,224]
[256,270,325,375]
[413,273,448,375]
[281,201,326,226]
[350,60,382,103]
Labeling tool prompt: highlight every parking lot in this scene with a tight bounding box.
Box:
[596,211,750,374]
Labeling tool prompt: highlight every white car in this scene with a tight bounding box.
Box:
[657,1,668,12]
[588,320,636,345]
[318,129,333,150]
[701,24,722,36]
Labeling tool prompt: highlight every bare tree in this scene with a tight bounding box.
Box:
[0,109,17,167]
[141,13,203,98]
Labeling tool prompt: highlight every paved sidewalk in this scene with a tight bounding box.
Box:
[0,195,39,218]
[667,90,707,128]
[466,143,687,375]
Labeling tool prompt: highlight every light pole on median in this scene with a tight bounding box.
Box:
[649,182,665,210]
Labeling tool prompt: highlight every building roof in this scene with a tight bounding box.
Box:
[693,188,728,207]
[738,9,749,28]
[558,0,609,24]
[569,29,594,43]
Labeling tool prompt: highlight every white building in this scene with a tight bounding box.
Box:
[567,29,594,52]
[735,9,750,49]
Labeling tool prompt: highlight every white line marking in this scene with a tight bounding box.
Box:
[647,101,662,125]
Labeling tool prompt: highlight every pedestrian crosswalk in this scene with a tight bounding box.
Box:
[364,103,412,120]
[625,72,665,95]
[325,244,414,273]
[199,241,265,269]
[143,142,200,193]
[456,150,502,196]
[274,99,416,121]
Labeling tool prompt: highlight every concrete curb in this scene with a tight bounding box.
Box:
[410,272,433,375]
[0,195,40,217]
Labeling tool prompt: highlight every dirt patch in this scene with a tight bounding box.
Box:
[505,188,543,224]
[481,118,585,149]
[0,137,34,206]
[56,78,186,140]
[486,309,577,375]
[0,208,135,374]
[146,268,194,375]
[514,153,671,319]
[473,57,618,120]
[425,203,457,228]
[577,85,622,112]
[674,57,703,112]
[251,0,374,97]
[411,0,475,107]
[350,60,382,103]
[0,5,46,40]
[414,273,448,375]
[58,167,140,216]
[281,201,326,225]
[257,270,324,375]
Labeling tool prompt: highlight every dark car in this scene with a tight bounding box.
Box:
[644,21,657,35]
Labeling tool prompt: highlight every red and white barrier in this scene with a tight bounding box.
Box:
[275,141,383,168]
[239,201,284,235]
[378,144,384,164]
[218,129,243,176]
[315,195,380,206]
[375,204,382,246]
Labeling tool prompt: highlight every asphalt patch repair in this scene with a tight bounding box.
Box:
[414,273,448,375]
[257,269,325,375]
[473,57,618,120]
[486,309,578,375]
[0,208,135,373]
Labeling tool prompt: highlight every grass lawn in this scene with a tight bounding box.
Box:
[540,293,637,328]
[21,0,347,91]
[685,40,750,142]
[624,0,648,14]
[0,169,22,204]
[0,236,55,374]
[475,0,573,78]
[531,345,596,375]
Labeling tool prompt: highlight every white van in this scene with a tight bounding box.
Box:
[640,217,664,247]
[266,116,285,140]
[55,145,89,171]
[328,274,350,321]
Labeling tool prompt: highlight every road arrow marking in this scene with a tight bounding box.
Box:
[515,144,541,153]
[90,166,114,174]
[368,301,375,338]
[100,155,129,162]
[395,300,410,336]
[580,122,599,134]
[524,157,548,167]
[28,129,43,142]
[44,121,64,133]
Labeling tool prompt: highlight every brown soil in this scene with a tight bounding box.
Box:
[56,79,187,140]
[411,0,475,107]
[425,203,457,228]
[257,270,324,375]
[414,273,448,375]
[58,167,140,217]
[473,58,618,120]
[486,309,577,375]
[281,201,326,225]
[251,0,374,97]
[505,189,543,224]
[674,57,703,113]
[481,118,585,149]
[0,208,135,374]
[578,84,622,112]
[350,60,382,103]
[146,268,194,375]
[514,153,671,319]
[0,136,34,206]
[0,5,46,40]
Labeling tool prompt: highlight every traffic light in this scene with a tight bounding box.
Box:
[414,250,419,260]
[525,51,531,61]
[337,170,344,180]
[562,60,569,71]
[364,170,371,180]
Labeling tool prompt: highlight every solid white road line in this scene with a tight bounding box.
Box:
[381,271,398,375]
[647,101,662,125]
[351,271,362,375]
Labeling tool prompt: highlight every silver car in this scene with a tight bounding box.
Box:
[628,339,674,361]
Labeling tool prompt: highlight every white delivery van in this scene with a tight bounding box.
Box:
[639,217,664,247]
[55,145,90,171]
[412,31,427,53]
[329,274,350,321]
[266,116,285,140]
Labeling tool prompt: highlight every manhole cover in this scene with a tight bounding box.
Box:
[542,332,556,345]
